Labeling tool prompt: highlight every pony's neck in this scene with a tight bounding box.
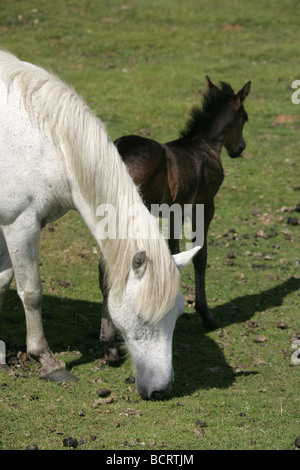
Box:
[0,49,180,325]
[71,133,180,324]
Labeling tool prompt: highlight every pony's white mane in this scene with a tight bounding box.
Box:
[0,49,180,323]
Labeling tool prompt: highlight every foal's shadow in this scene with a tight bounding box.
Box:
[1,277,298,398]
[171,276,299,397]
[211,276,299,328]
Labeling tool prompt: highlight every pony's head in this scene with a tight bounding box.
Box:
[108,246,200,400]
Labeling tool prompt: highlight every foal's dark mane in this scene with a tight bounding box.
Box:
[179,82,236,140]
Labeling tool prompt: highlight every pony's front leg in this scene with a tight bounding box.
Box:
[98,258,120,364]
[0,231,13,372]
[3,219,76,381]
[0,230,14,315]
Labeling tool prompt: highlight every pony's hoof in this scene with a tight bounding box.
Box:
[40,369,79,383]
[0,363,10,372]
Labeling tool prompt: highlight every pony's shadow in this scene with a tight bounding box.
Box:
[2,276,298,398]
[1,291,104,370]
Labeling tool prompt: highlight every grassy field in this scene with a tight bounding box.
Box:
[0,0,299,451]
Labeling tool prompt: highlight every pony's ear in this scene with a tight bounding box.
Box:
[132,251,147,279]
[173,246,201,271]
[235,81,251,106]
[206,76,219,95]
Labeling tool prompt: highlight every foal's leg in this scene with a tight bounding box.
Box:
[98,258,120,364]
[168,211,181,254]
[0,230,13,371]
[168,237,180,255]
[192,204,217,329]
[3,217,77,381]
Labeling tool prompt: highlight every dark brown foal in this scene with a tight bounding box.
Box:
[99,77,251,362]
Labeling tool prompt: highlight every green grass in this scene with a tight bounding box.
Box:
[0,0,300,451]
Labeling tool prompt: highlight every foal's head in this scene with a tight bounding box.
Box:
[180,77,251,158]
[205,76,251,158]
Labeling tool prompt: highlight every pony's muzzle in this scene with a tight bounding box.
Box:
[138,382,173,401]
[136,367,174,400]
[149,382,173,401]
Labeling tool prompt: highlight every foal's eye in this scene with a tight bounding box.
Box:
[239,107,248,123]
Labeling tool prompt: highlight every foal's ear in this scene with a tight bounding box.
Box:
[132,251,147,279]
[236,81,251,105]
[206,76,219,94]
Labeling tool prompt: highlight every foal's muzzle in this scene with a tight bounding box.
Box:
[229,141,246,158]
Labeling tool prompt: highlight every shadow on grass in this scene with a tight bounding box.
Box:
[1,290,104,369]
[172,276,299,397]
[211,275,299,327]
[1,276,298,397]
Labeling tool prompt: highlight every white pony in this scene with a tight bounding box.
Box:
[0,50,200,399]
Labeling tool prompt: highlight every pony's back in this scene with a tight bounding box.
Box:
[0,49,180,324]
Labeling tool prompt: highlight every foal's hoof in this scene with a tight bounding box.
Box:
[104,353,121,367]
[41,369,79,383]
[104,357,121,367]
[199,310,218,330]
[0,363,10,373]
[202,317,218,330]
[103,346,120,366]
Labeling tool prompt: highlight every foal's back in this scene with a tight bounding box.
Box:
[115,133,223,208]
[115,135,168,206]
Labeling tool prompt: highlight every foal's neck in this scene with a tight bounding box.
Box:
[202,108,234,158]
[209,139,224,159]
